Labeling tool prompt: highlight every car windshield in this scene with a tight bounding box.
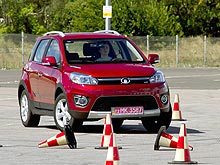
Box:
[64,39,145,64]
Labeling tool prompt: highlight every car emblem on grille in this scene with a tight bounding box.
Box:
[121,77,130,84]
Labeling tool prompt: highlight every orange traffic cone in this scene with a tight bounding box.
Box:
[105,133,120,165]
[95,113,114,149]
[172,94,186,121]
[38,125,77,149]
[154,126,193,151]
[168,123,197,164]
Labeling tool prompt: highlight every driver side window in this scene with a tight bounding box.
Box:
[46,40,61,64]
[33,39,49,62]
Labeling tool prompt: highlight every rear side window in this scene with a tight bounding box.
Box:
[33,39,49,62]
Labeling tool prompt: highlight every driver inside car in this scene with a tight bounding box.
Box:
[96,42,112,61]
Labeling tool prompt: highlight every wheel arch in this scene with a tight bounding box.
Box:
[18,80,28,105]
[55,83,66,100]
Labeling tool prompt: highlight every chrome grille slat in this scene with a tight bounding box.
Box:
[97,77,150,85]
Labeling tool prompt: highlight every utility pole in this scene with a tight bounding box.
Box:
[103,0,112,30]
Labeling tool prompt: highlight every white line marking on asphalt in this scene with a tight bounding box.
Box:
[0,80,18,84]
[0,98,17,101]
[166,73,220,79]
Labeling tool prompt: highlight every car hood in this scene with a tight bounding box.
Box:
[69,63,156,77]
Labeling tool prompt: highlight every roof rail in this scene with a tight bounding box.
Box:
[43,31,65,37]
[94,30,120,35]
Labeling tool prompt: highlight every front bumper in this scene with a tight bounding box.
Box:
[67,83,170,120]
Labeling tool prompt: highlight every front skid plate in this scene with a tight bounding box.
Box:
[87,108,160,119]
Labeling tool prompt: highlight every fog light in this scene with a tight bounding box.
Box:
[74,95,89,107]
[160,94,168,105]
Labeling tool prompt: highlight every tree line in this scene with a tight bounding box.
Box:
[0,0,219,37]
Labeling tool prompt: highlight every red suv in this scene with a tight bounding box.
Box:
[18,30,172,132]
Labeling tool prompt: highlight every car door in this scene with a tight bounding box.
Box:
[38,40,62,109]
[28,39,50,108]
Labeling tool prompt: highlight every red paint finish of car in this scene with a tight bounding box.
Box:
[18,30,172,132]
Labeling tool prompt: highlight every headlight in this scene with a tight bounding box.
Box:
[70,72,98,85]
[149,71,165,83]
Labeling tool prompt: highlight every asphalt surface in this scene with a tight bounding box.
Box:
[0,68,220,164]
[1,68,220,89]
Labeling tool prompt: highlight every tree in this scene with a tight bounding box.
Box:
[43,0,67,31]
[0,0,47,34]
[111,0,182,36]
[164,0,220,37]
[62,0,104,32]
[0,0,219,36]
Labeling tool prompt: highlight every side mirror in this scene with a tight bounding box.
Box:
[42,56,57,66]
[148,54,160,64]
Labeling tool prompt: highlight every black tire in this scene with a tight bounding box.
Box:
[19,90,40,127]
[112,118,124,130]
[69,117,83,131]
[141,104,172,133]
[54,93,83,131]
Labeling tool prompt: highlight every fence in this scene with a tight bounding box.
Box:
[0,33,220,69]
[0,33,38,69]
[130,35,220,68]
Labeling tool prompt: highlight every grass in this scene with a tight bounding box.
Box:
[0,34,220,69]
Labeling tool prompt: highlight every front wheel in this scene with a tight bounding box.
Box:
[54,93,71,130]
[141,104,172,133]
[19,90,40,127]
[54,93,83,131]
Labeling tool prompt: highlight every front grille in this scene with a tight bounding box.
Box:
[91,95,158,112]
[97,77,150,85]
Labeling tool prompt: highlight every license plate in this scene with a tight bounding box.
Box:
[111,106,144,115]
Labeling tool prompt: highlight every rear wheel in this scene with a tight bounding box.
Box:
[19,90,40,127]
[54,93,83,131]
[141,104,172,133]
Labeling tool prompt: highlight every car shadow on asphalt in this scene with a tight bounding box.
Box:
[166,126,204,134]
[80,124,148,134]
[39,124,204,134]
[79,124,204,134]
